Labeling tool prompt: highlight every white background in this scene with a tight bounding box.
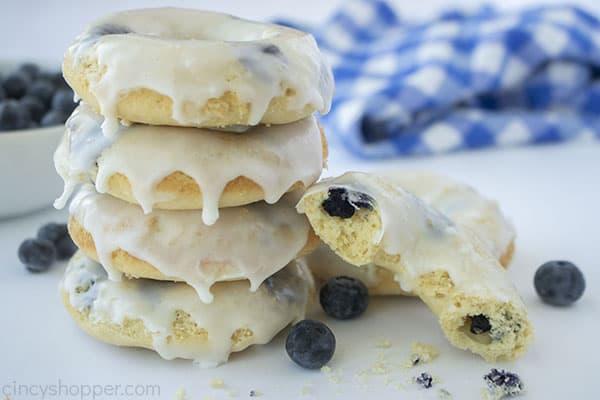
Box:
[1,1,600,400]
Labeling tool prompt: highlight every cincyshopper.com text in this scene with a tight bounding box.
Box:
[2,380,160,399]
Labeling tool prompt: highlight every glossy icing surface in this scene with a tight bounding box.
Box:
[70,185,311,303]
[62,252,312,367]
[67,8,333,134]
[55,105,324,225]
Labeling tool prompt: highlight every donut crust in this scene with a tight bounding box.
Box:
[68,216,320,282]
[310,241,514,296]
[64,55,318,128]
[90,124,328,210]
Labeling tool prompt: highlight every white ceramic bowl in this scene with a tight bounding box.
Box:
[0,125,64,219]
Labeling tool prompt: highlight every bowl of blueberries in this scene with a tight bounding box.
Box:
[0,62,76,219]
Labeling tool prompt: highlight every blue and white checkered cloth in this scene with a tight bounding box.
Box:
[277,0,600,158]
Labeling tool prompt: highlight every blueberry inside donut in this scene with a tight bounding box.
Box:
[90,24,132,37]
[321,187,374,219]
[469,314,492,335]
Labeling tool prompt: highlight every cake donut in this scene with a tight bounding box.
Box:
[54,105,327,225]
[306,172,515,295]
[297,172,533,361]
[61,252,313,367]
[63,8,334,135]
[68,185,318,304]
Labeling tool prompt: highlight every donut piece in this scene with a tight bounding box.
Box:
[61,252,313,367]
[297,172,533,362]
[54,105,327,225]
[306,172,515,296]
[64,8,333,134]
[68,185,318,304]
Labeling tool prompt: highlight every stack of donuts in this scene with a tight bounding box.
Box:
[53,8,333,367]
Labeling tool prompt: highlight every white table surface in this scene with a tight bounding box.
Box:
[1,138,598,400]
[2,1,600,399]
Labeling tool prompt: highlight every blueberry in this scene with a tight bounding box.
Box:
[37,222,68,243]
[484,369,523,397]
[2,72,29,99]
[18,63,40,80]
[27,80,55,107]
[262,44,282,56]
[415,372,433,389]
[321,187,374,219]
[55,235,77,260]
[534,260,585,306]
[285,320,335,369]
[51,89,76,114]
[40,110,69,127]
[20,95,46,122]
[18,238,56,272]
[0,100,32,131]
[91,24,132,37]
[38,223,77,260]
[320,276,369,320]
[469,314,491,335]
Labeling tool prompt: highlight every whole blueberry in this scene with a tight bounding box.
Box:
[55,235,77,260]
[18,63,41,80]
[0,100,32,131]
[20,95,46,122]
[40,110,69,127]
[320,276,369,320]
[534,261,585,306]
[51,89,76,114]
[18,238,57,272]
[27,80,55,106]
[37,222,76,260]
[37,222,69,243]
[321,188,374,219]
[2,72,29,99]
[285,320,336,369]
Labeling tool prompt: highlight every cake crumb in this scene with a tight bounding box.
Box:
[301,384,313,395]
[404,342,440,367]
[210,379,225,389]
[175,388,187,400]
[249,389,261,397]
[438,388,453,399]
[384,376,394,385]
[226,389,238,397]
[330,375,342,384]
[375,339,392,349]
[320,365,332,374]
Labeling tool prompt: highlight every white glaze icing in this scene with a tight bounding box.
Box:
[67,8,333,135]
[54,104,324,225]
[70,185,311,303]
[306,172,516,291]
[297,172,520,302]
[62,252,312,367]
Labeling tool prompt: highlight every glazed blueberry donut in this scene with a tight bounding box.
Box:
[63,8,334,134]
[297,172,532,362]
[68,185,318,304]
[306,172,515,296]
[54,105,327,225]
[61,252,313,367]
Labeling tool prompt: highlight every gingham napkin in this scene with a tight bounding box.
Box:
[277,0,600,158]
